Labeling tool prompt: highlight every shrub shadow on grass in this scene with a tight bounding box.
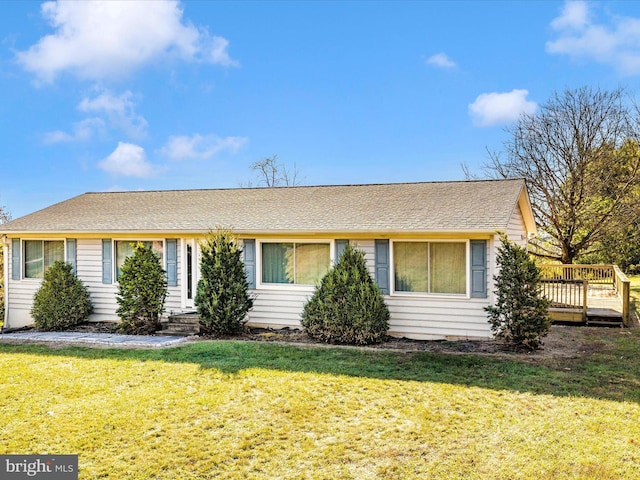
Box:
[1,338,639,404]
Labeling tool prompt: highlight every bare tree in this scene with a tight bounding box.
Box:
[485,86,640,264]
[0,206,9,224]
[249,155,303,187]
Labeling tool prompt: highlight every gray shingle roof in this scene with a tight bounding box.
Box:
[0,179,530,235]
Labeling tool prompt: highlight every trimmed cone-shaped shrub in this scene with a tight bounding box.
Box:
[195,229,254,335]
[302,244,390,345]
[116,242,167,334]
[485,235,551,351]
[31,261,93,331]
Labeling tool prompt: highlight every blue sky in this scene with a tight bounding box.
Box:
[2,0,640,218]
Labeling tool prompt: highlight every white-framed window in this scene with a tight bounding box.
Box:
[392,240,468,295]
[23,240,65,279]
[259,241,331,287]
[114,240,164,280]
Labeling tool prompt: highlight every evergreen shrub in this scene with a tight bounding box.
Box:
[301,244,389,345]
[485,235,551,351]
[116,242,167,334]
[31,261,93,330]
[195,229,254,335]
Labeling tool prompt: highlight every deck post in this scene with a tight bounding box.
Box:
[622,280,630,327]
[582,280,588,323]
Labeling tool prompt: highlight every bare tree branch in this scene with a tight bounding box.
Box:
[484,86,640,264]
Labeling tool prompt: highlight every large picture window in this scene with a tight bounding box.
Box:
[115,240,163,279]
[394,241,466,295]
[24,240,64,278]
[261,242,330,285]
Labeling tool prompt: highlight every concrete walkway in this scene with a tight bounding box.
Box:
[0,331,189,348]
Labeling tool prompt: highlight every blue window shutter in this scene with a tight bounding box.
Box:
[243,239,256,289]
[335,239,349,262]
[470,240,487,298]
[375,239,390,294]
[166,239,178,287]
[66,238,77,274]
[102,239,112,284]
[11,238,20,280]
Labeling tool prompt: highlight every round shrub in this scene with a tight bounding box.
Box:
[31,261,93,331]
[116,242,167,334]
[301,244,390,345]
[195,229,254,335]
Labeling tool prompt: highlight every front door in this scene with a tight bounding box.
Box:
[184,239,198,309]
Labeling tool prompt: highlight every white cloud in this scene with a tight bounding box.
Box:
[209,36,238,67]
[469,89,538,127]
[550,1,590,30]
[16,0,238,83]
[79,90,148,139]
[425,52,457,69]
[98,142,156,177]
[546,0,640,76]
[160,134,247,160]
[43,117,106,144]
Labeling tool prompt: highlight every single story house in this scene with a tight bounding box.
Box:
[1,179,535,340]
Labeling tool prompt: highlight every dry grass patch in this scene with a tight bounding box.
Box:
[1,330,640,479]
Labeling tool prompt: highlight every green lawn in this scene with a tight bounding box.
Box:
[2,330,640,479]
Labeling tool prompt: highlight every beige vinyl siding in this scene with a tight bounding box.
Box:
[245,289,311,329]
[506,204,527,246]
[165,239,182,313]
[351,239,376,278]
[6,238,40,327]
[5,234,498,338]
[78,238,183,321]
[386,297,492,339]
[6,238,183,327]
[244,237,495,340]
[77,239,118,322]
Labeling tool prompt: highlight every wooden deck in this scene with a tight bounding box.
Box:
[539,265,630,327]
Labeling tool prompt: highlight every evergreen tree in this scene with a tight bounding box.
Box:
[31,261,93,330]
[485,235,551,351]
[116,242,167,334]
[195,229,254,335]
[302,244,389,345]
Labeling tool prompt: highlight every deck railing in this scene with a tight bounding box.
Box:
[539,264,630,326]
[538,264,615,285]
[613,266,631,326]
[540,279,587,322]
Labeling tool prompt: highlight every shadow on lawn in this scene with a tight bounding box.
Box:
[1,337,639,404]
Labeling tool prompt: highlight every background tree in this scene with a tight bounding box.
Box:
[577,221,640,274]
[0,206,11,326]
[116,242,168,334]
[31,261,93,331]
[247,155,303,187]
[195,228,253,335]
[484,86,640,264]
[485,235,551,351]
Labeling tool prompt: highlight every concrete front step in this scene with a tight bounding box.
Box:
[167,313,200,325]
[159,313,200,336]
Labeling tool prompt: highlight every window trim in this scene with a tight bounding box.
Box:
[112,239,166,284]
[21,239,66,281]
[256,239,335,291]
[390,239,470,298]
